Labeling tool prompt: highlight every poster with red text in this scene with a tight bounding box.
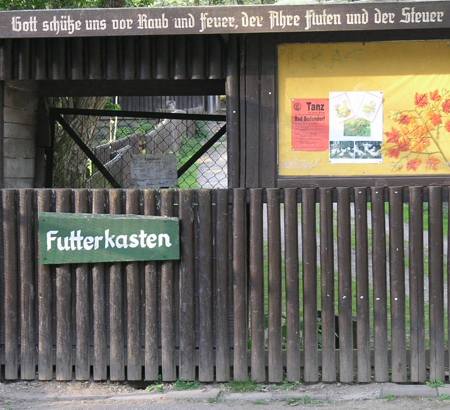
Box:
[291,98,329,151]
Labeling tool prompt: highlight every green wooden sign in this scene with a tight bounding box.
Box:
[39,212,179,265]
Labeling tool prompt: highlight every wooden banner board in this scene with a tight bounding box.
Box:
[39,211,180,264]
[0,1,448,39]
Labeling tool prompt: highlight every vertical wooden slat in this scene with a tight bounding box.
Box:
[35,39,47,80]
[429,186,444,381]
[215,189,230,381]
[198,190,213,381]
[409,187,425,382]
[4,190,18,379]
[337,187,353,383]
[371,187,388,382]
[179,190,195,380]
[190,37,205,80]
[139,37,151,80]
[70,38,84,80]
[285,188,300,381]
[302,188,318,382]
[74,190,89,380]
[173,37,186,80]
[208,36,223,79]
[143,190,159,381]
[233,188,248,381]
[249,188,265,382]
[20,189,36,379]
[160,190,176,381]
[105,37,119,80]
[320,188,335,382]
[267,188,282,382]
[91,190,107,380]
[123,37,136,80]
[126,189,141,380]
[155,37,169,79]
[109,189,124,381]
[354,188,370,383]
[389,187,406,382]
[55,189,72,380]
[37,190,52,380]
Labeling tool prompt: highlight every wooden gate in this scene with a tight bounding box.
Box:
[0,187,447,382]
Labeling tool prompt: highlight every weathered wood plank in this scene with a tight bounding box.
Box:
[409,187,425,383]
[198,190,214,381]
[267,188,282,382]
[302,188,318,382]
[249,188,265,382]
[92,189,107,380]
[337,187,353,383]
[109,189,125,381]
[354,188,370,383]
[178,190,195,380]
[37,189,53,380]
[3,190,18,379]
[389,187,406,382]
[143,190,159,381]
[126,189,141,380]
[55,189,72,380]
[371,187,388,382]
[429,186,444,381]
[233,188,248,381]
[215,189,230,382]
[160,190,176,381]
[285,188,300,382]
[320,188,335,382]
[74,190,90,380]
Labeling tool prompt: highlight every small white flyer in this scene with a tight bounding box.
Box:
[329,91,384,163]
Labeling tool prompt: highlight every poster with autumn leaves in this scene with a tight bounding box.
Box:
[278,40,450,177]
[384,89,450,172]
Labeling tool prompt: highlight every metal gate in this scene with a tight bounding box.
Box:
[48,108,227,189]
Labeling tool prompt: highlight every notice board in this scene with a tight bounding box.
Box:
[278,40,450,177]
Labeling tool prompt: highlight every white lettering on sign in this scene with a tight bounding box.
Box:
[304,9,342,31]
[199,12,237,33]
[46,229,173,252]
[400,7,444,24]
[268,10,301,29]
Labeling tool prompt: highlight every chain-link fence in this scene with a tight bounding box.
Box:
[51,109,227,189]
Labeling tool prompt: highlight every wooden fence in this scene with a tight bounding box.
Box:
[0,187,448,383]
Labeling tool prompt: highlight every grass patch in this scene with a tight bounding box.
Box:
[173,380,201,390]
[384,394,396,401]
[427,379,445,388]
[227,380,261,393]
[439,394,450,401]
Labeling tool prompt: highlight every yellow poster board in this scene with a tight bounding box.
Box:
[278,40,450,177]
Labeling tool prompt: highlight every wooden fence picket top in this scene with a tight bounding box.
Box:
[74,189,90,380]
[143,190,159,381]
[37,189,53,381]
[371,187,388,382]
[285,188,300,382]
[215,189,230,382]
[320,188,335,382]
[160,189,176,381]
[249,188,265,382]
[429,186,445,381]
[126,189,142,380]
[354,188,370,383]
[55,189,72,381]
[302,188,318,382]
[267,188,282,383]
[233,188,248,381]
[91,189,108,381]
[389,187,407,382]
[409,187,426,383]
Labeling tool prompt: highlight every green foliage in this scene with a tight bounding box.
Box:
[173,380,201,390]
[439,394,450,401]
[384,394,396,401]
[227,380,261,393]
[286,396,322,406]
[427,379,445,388]
[145,383,164,393]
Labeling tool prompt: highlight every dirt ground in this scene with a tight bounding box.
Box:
[2,382,450,410]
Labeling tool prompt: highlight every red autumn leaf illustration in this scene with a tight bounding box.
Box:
[383,89,450,172]
[415,93,428,108]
